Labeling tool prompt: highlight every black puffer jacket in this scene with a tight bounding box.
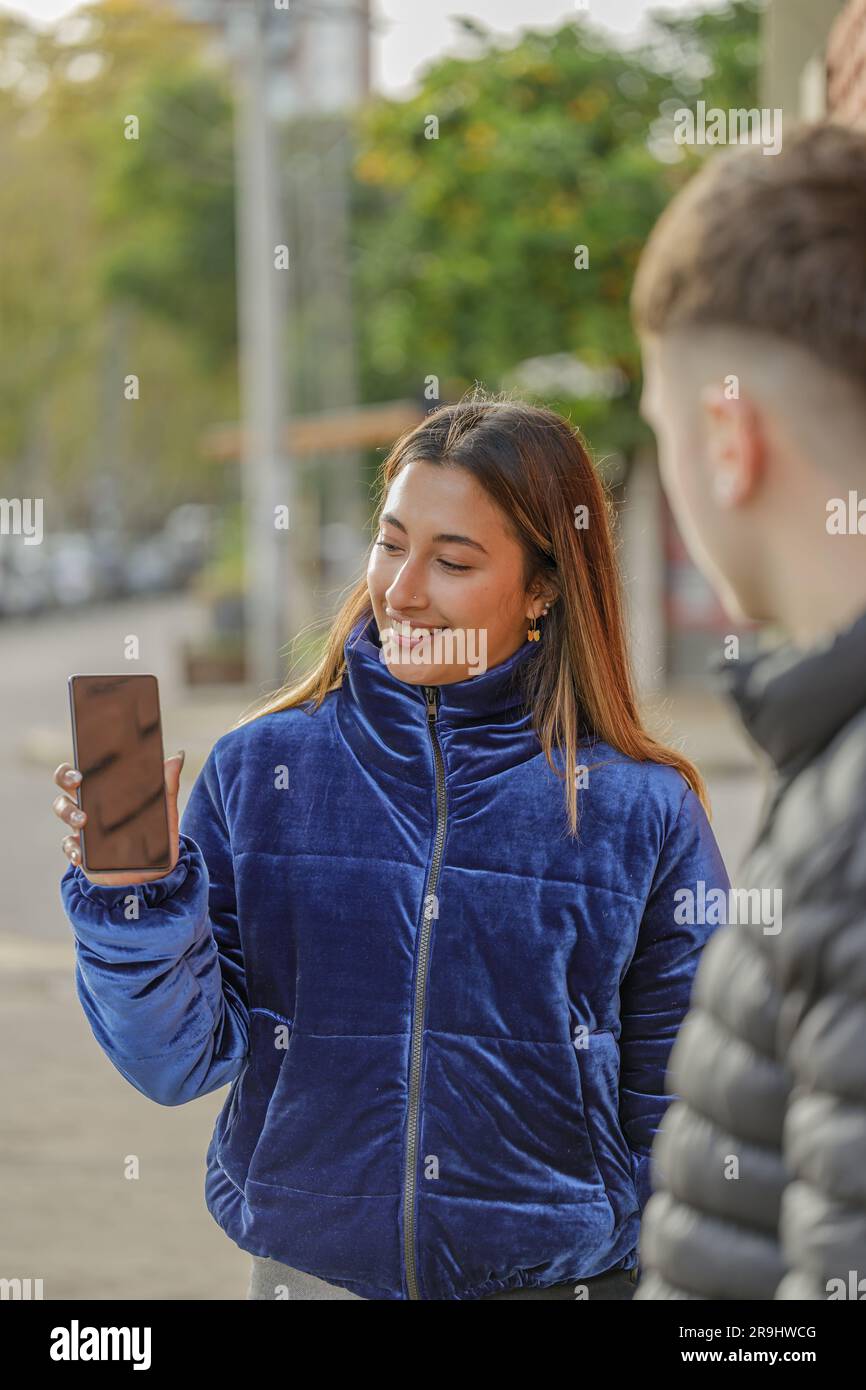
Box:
[635,607,866,1300]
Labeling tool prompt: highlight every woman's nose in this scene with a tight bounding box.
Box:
[385,573,425,610]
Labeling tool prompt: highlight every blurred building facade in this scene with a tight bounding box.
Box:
[626,0,859,694]
[826,0,866,126]
[761,0,846,118]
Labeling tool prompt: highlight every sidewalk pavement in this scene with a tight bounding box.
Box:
[640,683,762,775]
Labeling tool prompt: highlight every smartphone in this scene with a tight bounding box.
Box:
[67,674,171,873]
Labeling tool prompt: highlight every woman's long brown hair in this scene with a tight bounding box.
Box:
[232,388,709,837]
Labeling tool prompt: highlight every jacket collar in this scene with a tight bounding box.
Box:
[715,605,866,776]
[336,612,543,781]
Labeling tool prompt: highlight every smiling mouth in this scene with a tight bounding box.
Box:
[387,623,449,639]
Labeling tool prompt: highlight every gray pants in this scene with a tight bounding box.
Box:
[247,1254,638,1300]
[248,1256,363,1300]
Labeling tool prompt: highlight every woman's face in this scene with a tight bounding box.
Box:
[367,460,547,685]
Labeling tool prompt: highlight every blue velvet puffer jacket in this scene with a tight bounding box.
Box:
[59,612,729,1300]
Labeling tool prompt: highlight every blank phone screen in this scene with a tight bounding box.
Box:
[68,674,171,872]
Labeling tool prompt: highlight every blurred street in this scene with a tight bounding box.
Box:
[1,594,255,1299]
[0,592,765,1299]
[0,0,860,1325]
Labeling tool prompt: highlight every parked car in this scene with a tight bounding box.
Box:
[46,531,100,607]
[0,534,54,618]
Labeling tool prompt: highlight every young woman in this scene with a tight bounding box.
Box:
[54,392,729,1301]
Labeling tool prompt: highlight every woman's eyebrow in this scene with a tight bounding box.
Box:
[381,512,489,556]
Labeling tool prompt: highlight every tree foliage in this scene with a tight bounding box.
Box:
[351,2,764,471]
[0,0,763,512]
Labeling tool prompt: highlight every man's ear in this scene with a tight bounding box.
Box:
[700,383,764,507]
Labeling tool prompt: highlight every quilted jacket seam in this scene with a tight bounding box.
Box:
[422,1189,611,1206]
[111,1026,228,1064]
[228,846,645,902]
[428,1026,592,1046]
[245,1175,403,1198]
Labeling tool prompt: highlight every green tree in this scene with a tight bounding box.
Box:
[351,1,765,478]
[0,0,237,519]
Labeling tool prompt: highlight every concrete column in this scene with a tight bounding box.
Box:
[619,448,666,697]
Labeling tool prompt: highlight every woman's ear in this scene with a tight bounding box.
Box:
[526,594,551,619]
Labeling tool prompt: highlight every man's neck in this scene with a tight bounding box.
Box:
[772,552,866,651]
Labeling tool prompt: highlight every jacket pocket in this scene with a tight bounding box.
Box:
[420,1028,610,1206]
[216,1008,294,1192]
[569,1023,637,1219]
[565,1023,609,1196]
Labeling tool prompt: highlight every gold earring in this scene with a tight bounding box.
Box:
[527,603,550,641]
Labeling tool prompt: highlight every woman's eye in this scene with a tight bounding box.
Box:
[374,540,471,573]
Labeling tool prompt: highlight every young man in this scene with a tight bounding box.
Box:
[630,121,866,1300]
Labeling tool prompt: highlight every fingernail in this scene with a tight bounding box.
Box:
[70,811,85,824]
[67,770,82,785]
[175,749,185,767]
[70,848,80,862]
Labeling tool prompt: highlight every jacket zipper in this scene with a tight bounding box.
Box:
[403,683,447,1300]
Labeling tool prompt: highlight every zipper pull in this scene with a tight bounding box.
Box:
[424,685,439,720]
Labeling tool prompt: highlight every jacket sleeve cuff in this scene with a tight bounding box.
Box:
[63,832,197,908]
[59,833,208,959]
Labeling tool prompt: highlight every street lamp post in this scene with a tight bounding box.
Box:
[178,0,299,695]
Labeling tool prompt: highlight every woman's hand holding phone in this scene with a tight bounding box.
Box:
[52,752,186,887]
